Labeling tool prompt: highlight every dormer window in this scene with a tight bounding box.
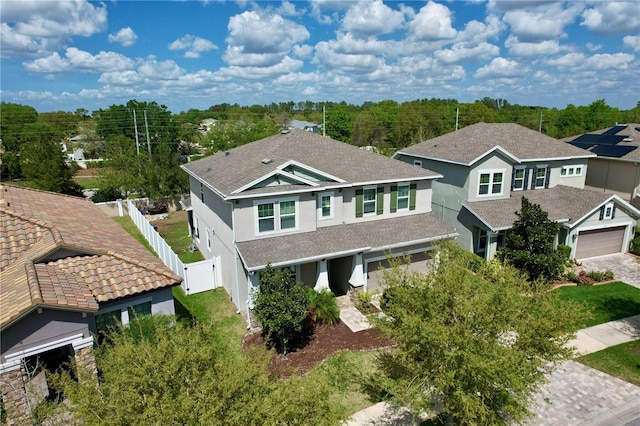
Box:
[477,170,504,196]
[600,202,616,220]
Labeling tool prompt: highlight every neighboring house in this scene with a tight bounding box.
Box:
[394,123,640,261]
[0,185,181,425]
[563,123,640,209]
[181,129,456,316]
[198,118,218,133]
[289,119,319,133]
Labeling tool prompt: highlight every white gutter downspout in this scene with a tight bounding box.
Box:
[224,198,250,328]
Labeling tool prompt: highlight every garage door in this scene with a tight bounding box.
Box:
[367,252,431,292]
[575,226,626,259]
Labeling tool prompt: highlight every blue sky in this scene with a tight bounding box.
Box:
[1,0,639,113]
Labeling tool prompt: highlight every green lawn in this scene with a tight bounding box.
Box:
[154,211,204,263]
[72,176,101,188]
[112,216,157,256]
[553,282,640,330]
[578,341,640,386]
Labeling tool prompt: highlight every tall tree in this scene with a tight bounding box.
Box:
[497,197,565,281]
[0,102,39,179]
[373,242,578,425]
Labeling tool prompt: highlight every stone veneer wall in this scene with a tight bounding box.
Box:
[74,346,97,381]
[1,366,30,426]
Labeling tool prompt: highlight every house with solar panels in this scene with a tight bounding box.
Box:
[180,129,457,318]
[563,123,640,209]
[393,123,640,261]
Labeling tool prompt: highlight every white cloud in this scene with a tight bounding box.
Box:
[455,15,504,44]
[108,27,138,47]
[585,42,601,52]
[503,3,581,43]
[475,57,527,79]
[0,0,107,57]
[341,0,404,39]
[169,35,217,58]
[435,42,499,63]
[224,10,309,67]
[23,48,136,73]
[585,53,635,71]
[623,36,640,53]
[218,56,304,80]
[409,1,457,41]
[546,52,586,69]
[505,36,566,58]
[487,0,559,13]
[314,41,384,74]
[581,2,640,36]
[321,32,391,56]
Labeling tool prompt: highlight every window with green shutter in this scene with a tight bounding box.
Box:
[390,185,398,213]
[355,189,364,217]
[376,187,384,215]
[409,183,417,210]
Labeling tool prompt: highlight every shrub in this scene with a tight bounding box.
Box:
[308,288,340,326]
[575,270,595,286]
[91,187,123,203]
[355,290,378,315]
[631,234,640,256]
[587,270,605,282]
[557,244,572,263]
[564,270,577,282]
[604,269,615,280]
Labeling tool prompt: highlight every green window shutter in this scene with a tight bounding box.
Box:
[390,185,398,213]
[376,187,384,215]
[409,183,417,210]
[355,188,364,218]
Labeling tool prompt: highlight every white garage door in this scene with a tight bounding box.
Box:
[575,226,626,259]
[367,252,431,292]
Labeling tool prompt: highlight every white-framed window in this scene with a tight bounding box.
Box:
[318,192,333,220]
[477,170,504,196]
[363,186,377,215]
[601,202,616,220]
[397,184,410,211]
[199,182,205,202]
[512,167,525,191]
[206,229,211,251]
[254,198,299,235]
[193,214,200,239]
[413,160,423,167]
[534,166,548,189]
[561,165,583,177]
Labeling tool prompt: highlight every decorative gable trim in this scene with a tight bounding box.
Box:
[231,169,319,194]
[277,160,347,183]
[568,194,640,228]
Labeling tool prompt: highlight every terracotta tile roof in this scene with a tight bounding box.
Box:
[0,185,181,328]
[463,186,620,231]
[236,212,457,270]
[182,129,441,197]
[398,123,594,165]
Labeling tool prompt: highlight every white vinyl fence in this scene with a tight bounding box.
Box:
[127,199,217,295]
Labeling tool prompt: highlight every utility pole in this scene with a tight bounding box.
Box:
[455,107,459,131]
[538,109,544,133]
[323,104,326,137]
[133,109,140,155]
[144,110,151,154]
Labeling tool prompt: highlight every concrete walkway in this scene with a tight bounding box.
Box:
[336,295,372,332]
[346,314,640,426]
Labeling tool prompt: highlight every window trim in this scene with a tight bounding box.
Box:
[477,228,488,254]
[512,167,526,191]
[362,186,377,216]
[396,183,410,212]
[477,169,505,197]
[193,214,200,239]
[318,192,334,220]
[253,197,299,235]
[206,228,212,251]
[534,165,549,189]
[601,202,616,220]
[199,182,205,203]
[561,165,583,177]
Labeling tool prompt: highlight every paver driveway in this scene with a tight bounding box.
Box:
[581,253,640,288]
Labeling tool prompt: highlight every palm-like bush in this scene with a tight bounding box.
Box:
[308,288,340,326]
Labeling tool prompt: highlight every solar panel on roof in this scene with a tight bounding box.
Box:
[570,134,603,144]
[569,141,595,150]
[570,133,626,145]
[590,144,637,158]
[603,125,627,135]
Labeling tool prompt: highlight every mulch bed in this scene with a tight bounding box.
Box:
[244,321,391,377]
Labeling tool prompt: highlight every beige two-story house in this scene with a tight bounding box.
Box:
[181,129,456,316]
[394,123,640,260]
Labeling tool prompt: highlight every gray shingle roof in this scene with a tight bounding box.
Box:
[182,129,440,197]
[563,123,640,162]
[236,212,456,270]
[398,123,594,165]
[463,186,621,231]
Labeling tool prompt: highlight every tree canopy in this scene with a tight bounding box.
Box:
[373,242,578,425]
[497,197,565,281]
[53,316,342,425]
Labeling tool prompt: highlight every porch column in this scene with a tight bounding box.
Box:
[247,273,259,309]
[0,363,30,426]
[486,231,498,260]
[73,339,98,382]
[349,252,365,288]
[314,259,329,291]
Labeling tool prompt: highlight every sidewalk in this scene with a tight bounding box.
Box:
[346,314,640,426]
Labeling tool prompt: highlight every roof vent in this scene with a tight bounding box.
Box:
[261,158,272,164]
[225,151,230,156]
[623,138,633,142]
[280,129,290,134]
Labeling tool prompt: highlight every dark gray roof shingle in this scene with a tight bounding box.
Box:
[399,123,594,165]
[182,129,440,197]
[236,212,456,270]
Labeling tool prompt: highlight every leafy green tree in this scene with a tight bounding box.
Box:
[254,265,311,354]
[53,316,342,425]
[20,122,82,196]
[373,242,578,425]
[497,197,565,281]
[0,102,39,179]
[98,135,145,197]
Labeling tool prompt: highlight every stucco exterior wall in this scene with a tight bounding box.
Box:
[1,310,90,363]
[467,154,512,202]
[585,158,640,204]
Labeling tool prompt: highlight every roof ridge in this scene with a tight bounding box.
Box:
[24,261,44,306]
[1,208,65,245]
[105,250,182,282]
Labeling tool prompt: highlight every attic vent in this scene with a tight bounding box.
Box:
[261,158,272,164]
[623,138,633,142]
[225,151,230,156]
[280,129,290,134]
